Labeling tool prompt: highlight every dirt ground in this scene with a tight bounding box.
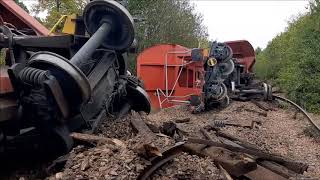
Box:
[149,101,320,179]
[3,100,320,180]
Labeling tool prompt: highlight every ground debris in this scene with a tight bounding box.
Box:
[4,101,320,179]
[70,132,126,148]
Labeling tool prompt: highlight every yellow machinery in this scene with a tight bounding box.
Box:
[49,14,80,35]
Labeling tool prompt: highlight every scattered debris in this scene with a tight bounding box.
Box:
[3,101,320,179]
[217,163,233,180]
[244,108,268,117]
[213,120,255,128]
[200,127,221,143]
[174,117,191,123]
[70,132,126,148]
[135,144,162,159]
[245,165,287,180]
[132,111,308,179]
[160,121,177,137]
[137,142,186,180]
[251,100,271,111]
[130,112,154,135]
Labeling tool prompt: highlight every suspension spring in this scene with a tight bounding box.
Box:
[213,120,227,128]
[19,67,48,86]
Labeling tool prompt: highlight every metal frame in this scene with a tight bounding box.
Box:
[156,50,200,108]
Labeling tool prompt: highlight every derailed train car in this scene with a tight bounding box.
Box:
[0,0,151,160]
[137,40,272,111]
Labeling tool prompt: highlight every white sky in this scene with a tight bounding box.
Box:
[22,0,309,49]
[192,0,310,49]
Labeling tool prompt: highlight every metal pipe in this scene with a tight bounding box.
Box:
[165,53,168,96]
[236,89,264,94]
[167,94,195,98]
[164,50,191,97]
[156,89,162,109]
[168,60,184,97]
[231,81,236,92]
[70,23,111,67]
[169,100,190,104]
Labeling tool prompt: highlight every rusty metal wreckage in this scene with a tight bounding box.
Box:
[135,42,319,179]
[0,0,319,177]
[0,0,151,161]
[137,40,274,112]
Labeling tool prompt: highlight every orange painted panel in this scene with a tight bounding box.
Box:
[137,44,204,110]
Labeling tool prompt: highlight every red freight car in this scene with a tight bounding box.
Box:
[137,44,206,109]
[137,40,256,110]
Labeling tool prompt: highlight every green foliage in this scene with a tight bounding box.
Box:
[255,1,320,112]
[127,0,208,72]
[128,0,208,50]
[255,47,262,56]
[15,0,29,13]
[31,0,208,74]
[0,49,5,65]
[32,0,86,28]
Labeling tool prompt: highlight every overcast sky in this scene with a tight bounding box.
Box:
[23,0,309,49]
[191,0,309,49]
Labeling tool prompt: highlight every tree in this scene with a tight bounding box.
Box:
[128,0,208,50]
[255,1,320,112]
[31,0,209,73]
[255,47,262,56]
[127,0,209,72]
[32,0,87,28]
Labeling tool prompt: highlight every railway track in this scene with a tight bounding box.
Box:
[273,95,320,133]
[138,95,320,179]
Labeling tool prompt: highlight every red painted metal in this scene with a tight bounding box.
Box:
[0,0,49,36]
[137,44,204,109]
[225,40,255,73]
[137,40,256,110]
[0,66,13,94]
[0,0,50,95]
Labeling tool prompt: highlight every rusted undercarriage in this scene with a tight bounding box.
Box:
[0,0,151,163]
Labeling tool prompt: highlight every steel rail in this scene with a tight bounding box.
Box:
[273,95,320,132]
[137,142,185,180]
